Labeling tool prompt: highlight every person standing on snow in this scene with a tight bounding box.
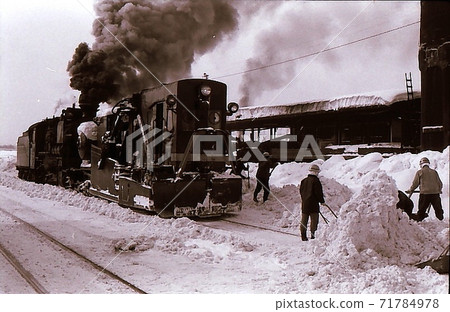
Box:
[253,152,277,203]
[406,157,444,221]
[299,164,325,241]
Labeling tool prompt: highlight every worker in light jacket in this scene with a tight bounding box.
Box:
[299,164,325,241]
[407,157,444,221]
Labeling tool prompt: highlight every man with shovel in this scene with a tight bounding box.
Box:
[406,157,444,221]
[253,152,278,203]
[299,164,326,241]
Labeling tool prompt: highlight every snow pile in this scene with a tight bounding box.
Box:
[378,148,449,205]
[300,263,447,294]
[321,153,384,192]
[244,160,353,231]
[269,161,311,188]
[316,171,446,269]
[272,177,352,230]
[321,148,449,210]
[112,217,258,264]
[0,150,16,172]
[0,172,148,223]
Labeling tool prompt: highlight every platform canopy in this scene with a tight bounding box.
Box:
[228,90,421,125]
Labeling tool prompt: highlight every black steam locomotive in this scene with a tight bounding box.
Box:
[17,79,242,218]
[16,106,86,186]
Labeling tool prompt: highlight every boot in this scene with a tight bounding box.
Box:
[300,231,308,241]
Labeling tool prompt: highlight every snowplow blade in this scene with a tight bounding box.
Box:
[152,176,242,218]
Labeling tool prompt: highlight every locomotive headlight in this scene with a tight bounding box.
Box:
[200,85,211,97]
[166,94,177,107]
[227,102,239,114]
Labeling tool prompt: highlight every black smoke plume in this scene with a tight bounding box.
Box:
[67,42,119,106]
[67,0,238,111]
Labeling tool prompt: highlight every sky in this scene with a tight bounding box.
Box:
[0,1,421,145]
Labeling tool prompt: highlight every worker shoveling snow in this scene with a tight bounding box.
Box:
[315,170,448,270]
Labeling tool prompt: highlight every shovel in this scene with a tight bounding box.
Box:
[322,203,338,219]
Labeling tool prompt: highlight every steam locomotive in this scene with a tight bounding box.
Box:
[16,79,242,218]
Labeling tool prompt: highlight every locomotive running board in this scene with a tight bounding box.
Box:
[88,184,154,212]
[88,187,120,203]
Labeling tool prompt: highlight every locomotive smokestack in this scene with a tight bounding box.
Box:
[78,93,99,119]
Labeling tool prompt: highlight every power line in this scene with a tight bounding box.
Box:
[212,20,420,80]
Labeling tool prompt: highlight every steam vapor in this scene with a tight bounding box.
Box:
[67,0,238,108]
[239,4,335,107]
[238,2,418,107]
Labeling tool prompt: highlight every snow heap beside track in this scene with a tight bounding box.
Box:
[315,170,447,269]
[0,151,16,172]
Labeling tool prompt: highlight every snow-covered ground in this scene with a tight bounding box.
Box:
[0,148,448,295]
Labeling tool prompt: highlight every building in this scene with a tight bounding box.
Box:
[227,90,421,160]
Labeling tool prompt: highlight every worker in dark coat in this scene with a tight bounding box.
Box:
[299,164,325,241]
[253,152,277,203]
[396,190,414,218]
[406,157,444,221]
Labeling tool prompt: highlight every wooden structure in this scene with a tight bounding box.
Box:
[227,91,421,159]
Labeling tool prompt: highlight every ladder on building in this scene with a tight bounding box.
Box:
[405,72,414,100]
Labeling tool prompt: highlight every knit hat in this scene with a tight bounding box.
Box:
[420,157,430,167]
[309,164,320,173]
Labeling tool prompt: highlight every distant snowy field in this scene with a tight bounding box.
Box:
[0,147,448,294]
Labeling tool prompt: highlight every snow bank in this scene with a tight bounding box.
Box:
[0,150,16,172]
[243,160,352,231]
[0,168,148,223]
[316,171,447,269]
[243,149,448,281]
[321,148,449,211]
[112,217,257,264]
[271,177,353,230]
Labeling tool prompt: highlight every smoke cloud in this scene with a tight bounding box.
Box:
[239,4,336,107]
[53,92,78,116]
[238,2,418,107]
[67,0,238,107]
[67,42,119,105]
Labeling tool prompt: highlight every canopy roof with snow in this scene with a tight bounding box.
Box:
[228,90,421,126]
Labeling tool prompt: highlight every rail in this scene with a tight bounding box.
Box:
[0,241,48,294]
[0,207,147,294]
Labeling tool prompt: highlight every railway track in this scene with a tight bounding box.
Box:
[0,241,48,293]
[196,215,299,238]
[222,218,299,237]
[0,207,147,294]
